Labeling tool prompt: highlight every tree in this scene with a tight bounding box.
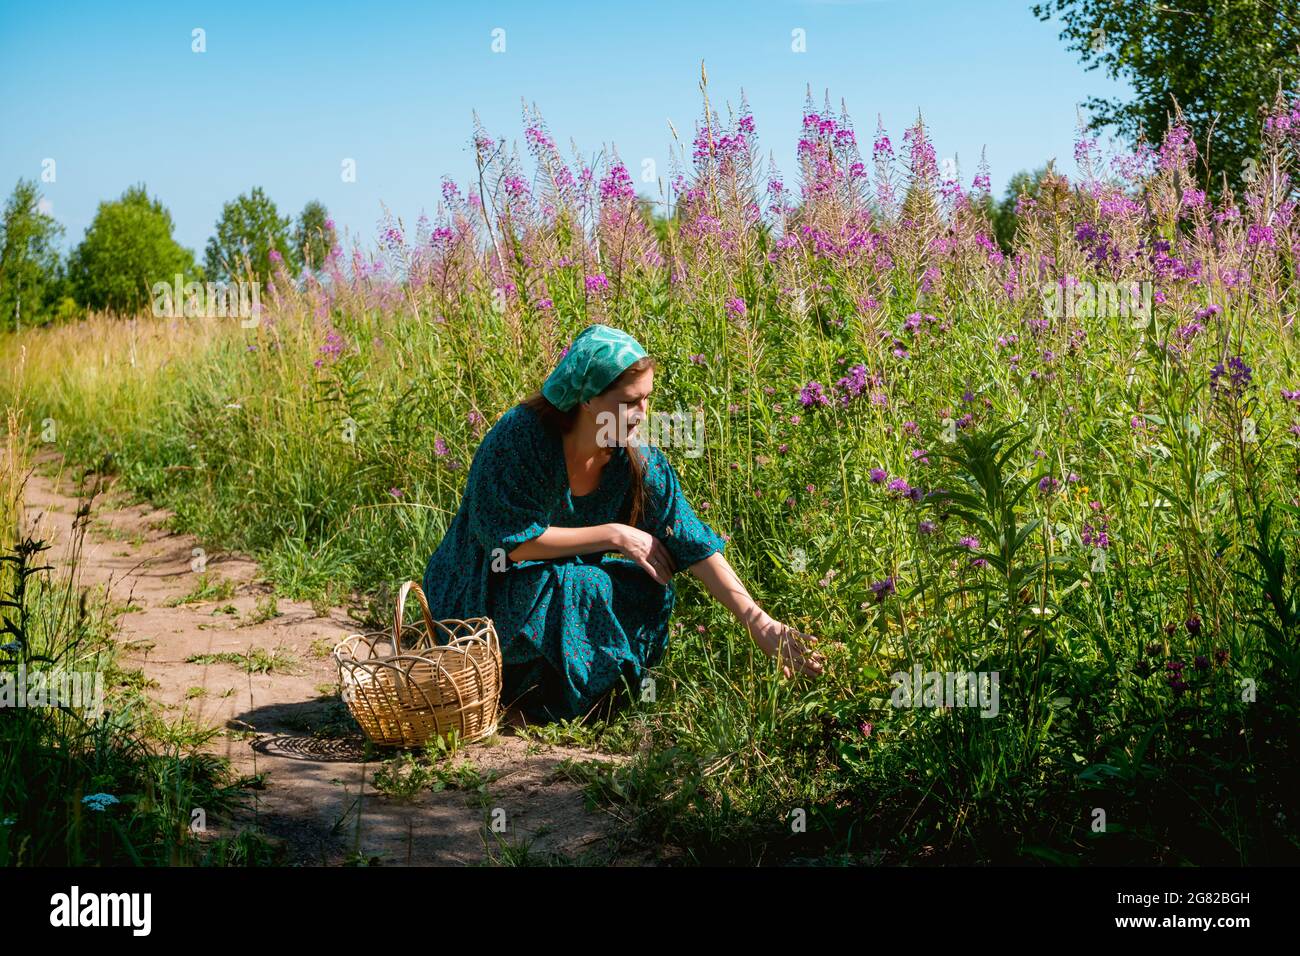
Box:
[205,187,297,284]
[0,179,65,330]
[67,184,199,316]
[292,200,335,273]
[1033,0,1300,197]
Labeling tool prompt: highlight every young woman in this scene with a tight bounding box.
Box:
[421,323,824,724]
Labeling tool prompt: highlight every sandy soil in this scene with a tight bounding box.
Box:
[20,450,665,866]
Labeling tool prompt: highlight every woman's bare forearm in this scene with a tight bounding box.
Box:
[685,550,768,630]
[507,524,621,562]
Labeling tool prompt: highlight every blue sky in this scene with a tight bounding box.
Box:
[0,0,1130,255]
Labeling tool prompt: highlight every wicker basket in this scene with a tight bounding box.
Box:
[332,581,502,748]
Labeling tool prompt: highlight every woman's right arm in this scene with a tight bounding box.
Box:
[507,524,621,563]
[508,523,676,584]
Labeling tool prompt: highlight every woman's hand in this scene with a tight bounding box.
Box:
[611,523,677,585]
[747,612,825,678]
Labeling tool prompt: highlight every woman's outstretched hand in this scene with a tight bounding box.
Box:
[611,523,677,586]
[747,612,825,678]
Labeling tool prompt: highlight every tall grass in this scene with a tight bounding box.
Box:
[3,81,1299,863]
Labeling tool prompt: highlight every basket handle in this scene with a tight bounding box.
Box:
[394,580,438,650]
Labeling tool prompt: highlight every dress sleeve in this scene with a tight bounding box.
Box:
[638,444,726,571]
[467,408,558,559]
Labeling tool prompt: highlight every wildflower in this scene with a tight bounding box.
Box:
[1038,475,1060,494]
[434,437,449,457]
[789,414,801,425]
[1194,655,1210,671]
[388,487,403,499]
[887,478,911,497]
[1210,355,1253,397]
[1166,659,1189,695]
[806,483,816,494]
[869,468,888,484]
[918,520,936,535]
[726,297,747,319]
[1247,224,1276,247]
[869,576,896,601]
[958,536,980,550]
[690,353,707,366]
[799,381,833,408]
[859,721,874,738]
[1081,512,1110,549]
[785,496,796,507]
[584,273,609,293]
[778,443,789,454]
[1185,614,1201,636]
[82,793,120,812]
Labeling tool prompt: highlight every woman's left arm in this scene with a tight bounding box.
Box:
[684,551,825,678]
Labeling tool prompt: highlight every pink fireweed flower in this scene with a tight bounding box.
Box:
[599,162,635,203]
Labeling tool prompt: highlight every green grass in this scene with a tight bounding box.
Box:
[163,572,237,607]
[184,645,300,674]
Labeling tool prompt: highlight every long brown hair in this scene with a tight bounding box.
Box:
[519,355,654,529]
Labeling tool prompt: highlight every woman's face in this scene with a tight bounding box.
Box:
[587,366,653,448]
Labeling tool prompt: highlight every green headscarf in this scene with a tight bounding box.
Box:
[541,324,648,412]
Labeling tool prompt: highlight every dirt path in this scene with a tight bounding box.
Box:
[20,450,661,865]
